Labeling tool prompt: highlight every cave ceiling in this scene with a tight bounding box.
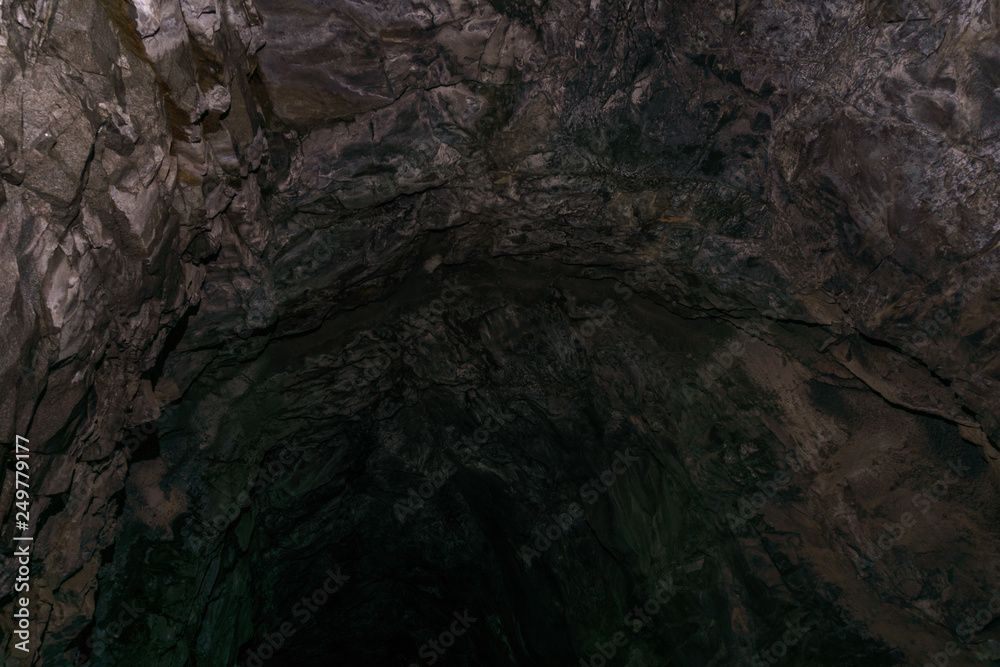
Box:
[2,1,1000,666]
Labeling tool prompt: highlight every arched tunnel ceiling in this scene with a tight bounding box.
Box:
[2,0,1000,665]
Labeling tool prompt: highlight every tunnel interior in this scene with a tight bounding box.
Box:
[3,0,1000,666]
[87,252,989,667]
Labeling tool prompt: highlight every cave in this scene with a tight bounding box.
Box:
[3,1,1000,666]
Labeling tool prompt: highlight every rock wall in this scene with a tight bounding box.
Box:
[1,0,1000,665]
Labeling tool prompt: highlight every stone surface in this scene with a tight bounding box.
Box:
[1,0,1000,665]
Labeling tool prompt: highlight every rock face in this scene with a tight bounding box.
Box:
[2,0,1000,665]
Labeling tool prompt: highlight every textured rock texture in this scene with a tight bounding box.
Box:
[2,0,1000,665]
